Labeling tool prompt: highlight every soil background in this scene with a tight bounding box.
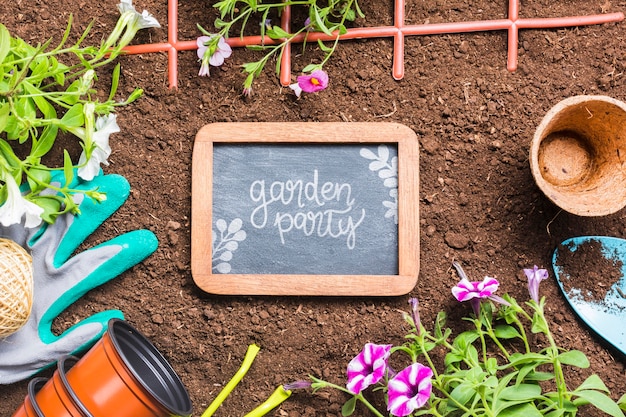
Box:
[2,0,626,416]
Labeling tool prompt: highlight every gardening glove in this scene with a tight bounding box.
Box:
[0,172,158,384]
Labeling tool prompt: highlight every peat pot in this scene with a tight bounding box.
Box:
[530,95,626,216]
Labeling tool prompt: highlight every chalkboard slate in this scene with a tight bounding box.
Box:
[191,122,419,296]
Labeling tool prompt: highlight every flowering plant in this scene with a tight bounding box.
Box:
[289,263,626,416]
[197,0,363,96]
[0,0,159,227]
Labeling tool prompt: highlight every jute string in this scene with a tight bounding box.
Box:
[0,238,33,338]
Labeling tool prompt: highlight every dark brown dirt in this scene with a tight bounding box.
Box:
[556,239,624,302]
[3,0,626,416]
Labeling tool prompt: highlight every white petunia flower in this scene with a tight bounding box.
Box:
[77,114,120,181]
[110,0,161,48]
[0,173,43,228]
[118,0,161,29]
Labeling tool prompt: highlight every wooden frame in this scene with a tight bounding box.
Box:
[191,122,419,296]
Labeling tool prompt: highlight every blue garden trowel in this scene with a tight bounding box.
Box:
[552,236,626,357]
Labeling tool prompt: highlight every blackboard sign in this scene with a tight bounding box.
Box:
[191,122,419,296]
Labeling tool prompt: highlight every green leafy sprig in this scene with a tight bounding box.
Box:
[199,0,363,91]
[0,1,156,224]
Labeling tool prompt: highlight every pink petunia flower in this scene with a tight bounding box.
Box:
[451,261,509,316]
[196,35,232,77]
[346,343,391,394]
[451,276,500,302]
[524,265,549,303]
[387,363,433,417]
[289,70,329,97]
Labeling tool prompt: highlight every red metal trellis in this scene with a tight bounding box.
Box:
[123,0,624,89]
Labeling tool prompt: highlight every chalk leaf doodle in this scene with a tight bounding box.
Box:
[212,218,247,273]
[360,145,399,224]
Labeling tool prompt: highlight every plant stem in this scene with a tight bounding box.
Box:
[316,381,385,417]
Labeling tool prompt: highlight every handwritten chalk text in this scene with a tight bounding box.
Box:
[249,170,365,248]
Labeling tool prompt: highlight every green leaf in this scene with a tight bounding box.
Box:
[317,39,333,53]
[444,352,464,368]
[434,311,447,339]
[301,63,321,73]
[574,390,625,417]
[341,396,356,416]
[60,103,84,127]
[485,357,498,375]
[312,6,333,36]
[26,168,51,193]
[30,56,49,78]
[497,402,543,417]
[31,195,62,224]
[62,150,74,187]
[23,82,56,119]
[0,24,11,64]
[50,57,68,85]
[505,352,550,368]
[531,311,548,334]
[108,63,121,101]
[576,374,610,393]
[557,350,589,368]
[466,344,479,365]
[31,124,58,158]
[266,25,290,39]
[0,102,10,132]
[448,382,476,410]
[62,79,82,105]
[500,384,542,401]
[494,324,522,339]
[0,139,22,167]
[452,330,480,350]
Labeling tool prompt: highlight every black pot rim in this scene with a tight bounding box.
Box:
[27,377,48,417]
[108,318,192,416]
[58,355,94,417]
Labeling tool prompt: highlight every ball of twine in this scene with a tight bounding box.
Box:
[0,238,33,338]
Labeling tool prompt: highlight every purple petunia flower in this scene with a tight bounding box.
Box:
[451,276,500,302]
[524,265,549,303]
[289,70,329,97]
[387,363,433,417]
[346,343,391,394]
[451,261,509,316]
[196,35,232,77]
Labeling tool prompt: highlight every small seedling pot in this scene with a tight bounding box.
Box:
[530,95,626,216]
[22,356,91,417]
[11,377,47,417]
[65,319,192,417]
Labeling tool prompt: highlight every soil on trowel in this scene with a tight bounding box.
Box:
[555,239,624,302]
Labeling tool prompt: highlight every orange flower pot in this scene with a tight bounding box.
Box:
[11,377,47,417]
[65,319,192,417]
[28,356,90,417]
